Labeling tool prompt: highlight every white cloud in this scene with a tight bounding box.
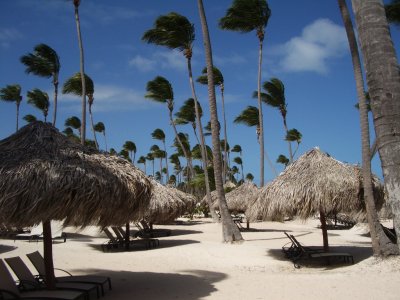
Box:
[129,50,186,72]
[0,28,23,48]
[214,53,247,66]
[59,84,154,112]
[275,19,347,74]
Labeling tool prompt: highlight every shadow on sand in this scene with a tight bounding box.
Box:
[0,244,17,254]
[65,268,227,300]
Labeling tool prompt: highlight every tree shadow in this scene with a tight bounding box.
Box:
[64,268,227,300]
[0,244,17,254]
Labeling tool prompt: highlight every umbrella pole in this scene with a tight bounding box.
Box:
[319,207,329,252]
[43,220,56,289]
[125,223,130,250]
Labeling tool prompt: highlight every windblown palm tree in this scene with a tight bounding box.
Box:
[276,154,289,167]
[197,66,229,182]
[285,128,302,157]
[137,156,147,174]
[0,84,23,132]
[258,78,294,162]
[220,0,271,187]
[151,128,169,180]
[146,153,155,177]
[175,98,203,144]
[246,173,254,182]
[20,44,60,126]
[234,106,260,141]
[169,153,182,183]
[231,145,242,158]
[198,0,243,241]
[233,156,244,182]
[339,0,398,255]
[26,89,50,122]
[143,12,215,218]
[64,116,81,138]
[23,114,37,124]
[123,141,137,166]
[94,121,107,151]
[62,72,98,149]
[145,76,193,179]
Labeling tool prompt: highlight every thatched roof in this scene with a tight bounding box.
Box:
[246,148,385,222]
[145,180,197,224]
[203,181,259,214]
[0,122,152,228]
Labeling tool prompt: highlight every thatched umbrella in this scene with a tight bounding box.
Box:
[0,122,152,288]
[246,148,385,251]
[145,179,197,224]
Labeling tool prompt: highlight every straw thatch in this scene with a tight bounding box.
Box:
[0,122,152,228]
[145,179,197,224]
[246,148,385,222]
[204,182,259,214]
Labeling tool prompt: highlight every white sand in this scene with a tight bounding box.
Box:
[1,218,399,300]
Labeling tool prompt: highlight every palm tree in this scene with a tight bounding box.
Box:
[64,116,81,138]
[285,128,302,158]
[23,114,37,124]
[72,0,87,147]
[143,12,215,220]
[63,72,98,149]
[173,132,193,184]
[0,84,23,131]
[151,128,169,180]
[385,0,400,25]
[234,106,260,141]
[123,141,137,166]
[20,44,60,126]
[220,0,271,187]
[146,153,155,177]
[233,156,244,182]
[276,154,289,167]
[94,122,107,151]
[109,148,117,155]
[258,78,294,162]
[175,98,202,144]
[26,89,50,122]
[197,0,243,241]
[169,153,182,183]
[145,76,194,179]
[340,0,398,255]
[197,66,229,183]
[245,173,254,182]
[119,149,131,162]
[137,156,147,174]
[231,144,243,157]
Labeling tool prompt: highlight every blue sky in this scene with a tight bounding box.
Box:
[1,0,398,185]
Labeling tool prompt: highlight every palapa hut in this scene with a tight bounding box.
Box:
[0,122,152,288]
[145,179,197,224]
[246,148,385,251]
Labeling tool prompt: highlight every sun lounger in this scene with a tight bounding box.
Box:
[116,226,159,249]
[26,251,111,296]
[4,256,99,300]
[0,259,85,300]
[14,224,43,242]
[135,220,171,238]
[14,221,67,243]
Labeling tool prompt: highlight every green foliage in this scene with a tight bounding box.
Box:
[385,0,400,25]
[245,173,254,182]
[276,154,289,167]
[20,43,60,79]
[196,66,224,86]
[93,122,105,133]
[145,76,174,106]
[234,106,259,127]
[27,88,49,119]
[0,84,22,104]
[23,114,37,123]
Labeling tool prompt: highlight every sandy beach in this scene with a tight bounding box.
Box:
[1,218,399,300]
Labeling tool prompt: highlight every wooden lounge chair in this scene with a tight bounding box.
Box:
[26,251,111,296]
[135,220,171,238]
[4,256,99,300]
[113,226,160,249]
[14,221,67,243]
[101,228,123,251]
[0,259,84,300]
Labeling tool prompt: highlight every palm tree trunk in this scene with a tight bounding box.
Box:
[88,103,99,149]
[103,131,108,152]
[163,141,169,180]
[283,118,294,163]
[353,0,400,253]
[240,164,244,182]
[42,220,56,289]
[220,84,229,184]
[344,0,399,255]
[197,0,243,241]
[16,102,20,132]
[257,39,265,187]
[159,157,163,184]
[74,3,86,145]
[187,57,219,222]
[52,75,58,127]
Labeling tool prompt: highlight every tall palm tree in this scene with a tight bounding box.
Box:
[233,156,244,182]
[64,116,81,138]
[276,154,289,167]
[72,0,86,146]
[234,106,260,141]
[151,128,169,180]
[145,76,193,179]
[123,141,137,166]
[173,132,193,184]
[143,12,215,220]
[62,72,98,149]
[0,84,23,132]
[385,0,400,25]
[169,153,182,183]
[220,0,271,187]
[285,128,302,158]
[94,121,107,151]
[197,66,229,183]
[137,156,147,174]
[175,98,202,144]
[340,0,399,255]
[246,173,254,182]
[231,144,242,158]
[23,114,37,124]
[258,78,294,162]
[26,89,49,122]
[197,0,243,241]
[20,44,60,126]
[146,153,155,177]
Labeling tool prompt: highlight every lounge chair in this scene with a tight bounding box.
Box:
[14,224,43,242]
[26,251,111,296]
[0,259,84,300]
[101,228,123,251]
[14,221,67,243]
[116,226,159,249]
[5,256,99,300]
[282,232,354,268]
[135,220,171,238]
